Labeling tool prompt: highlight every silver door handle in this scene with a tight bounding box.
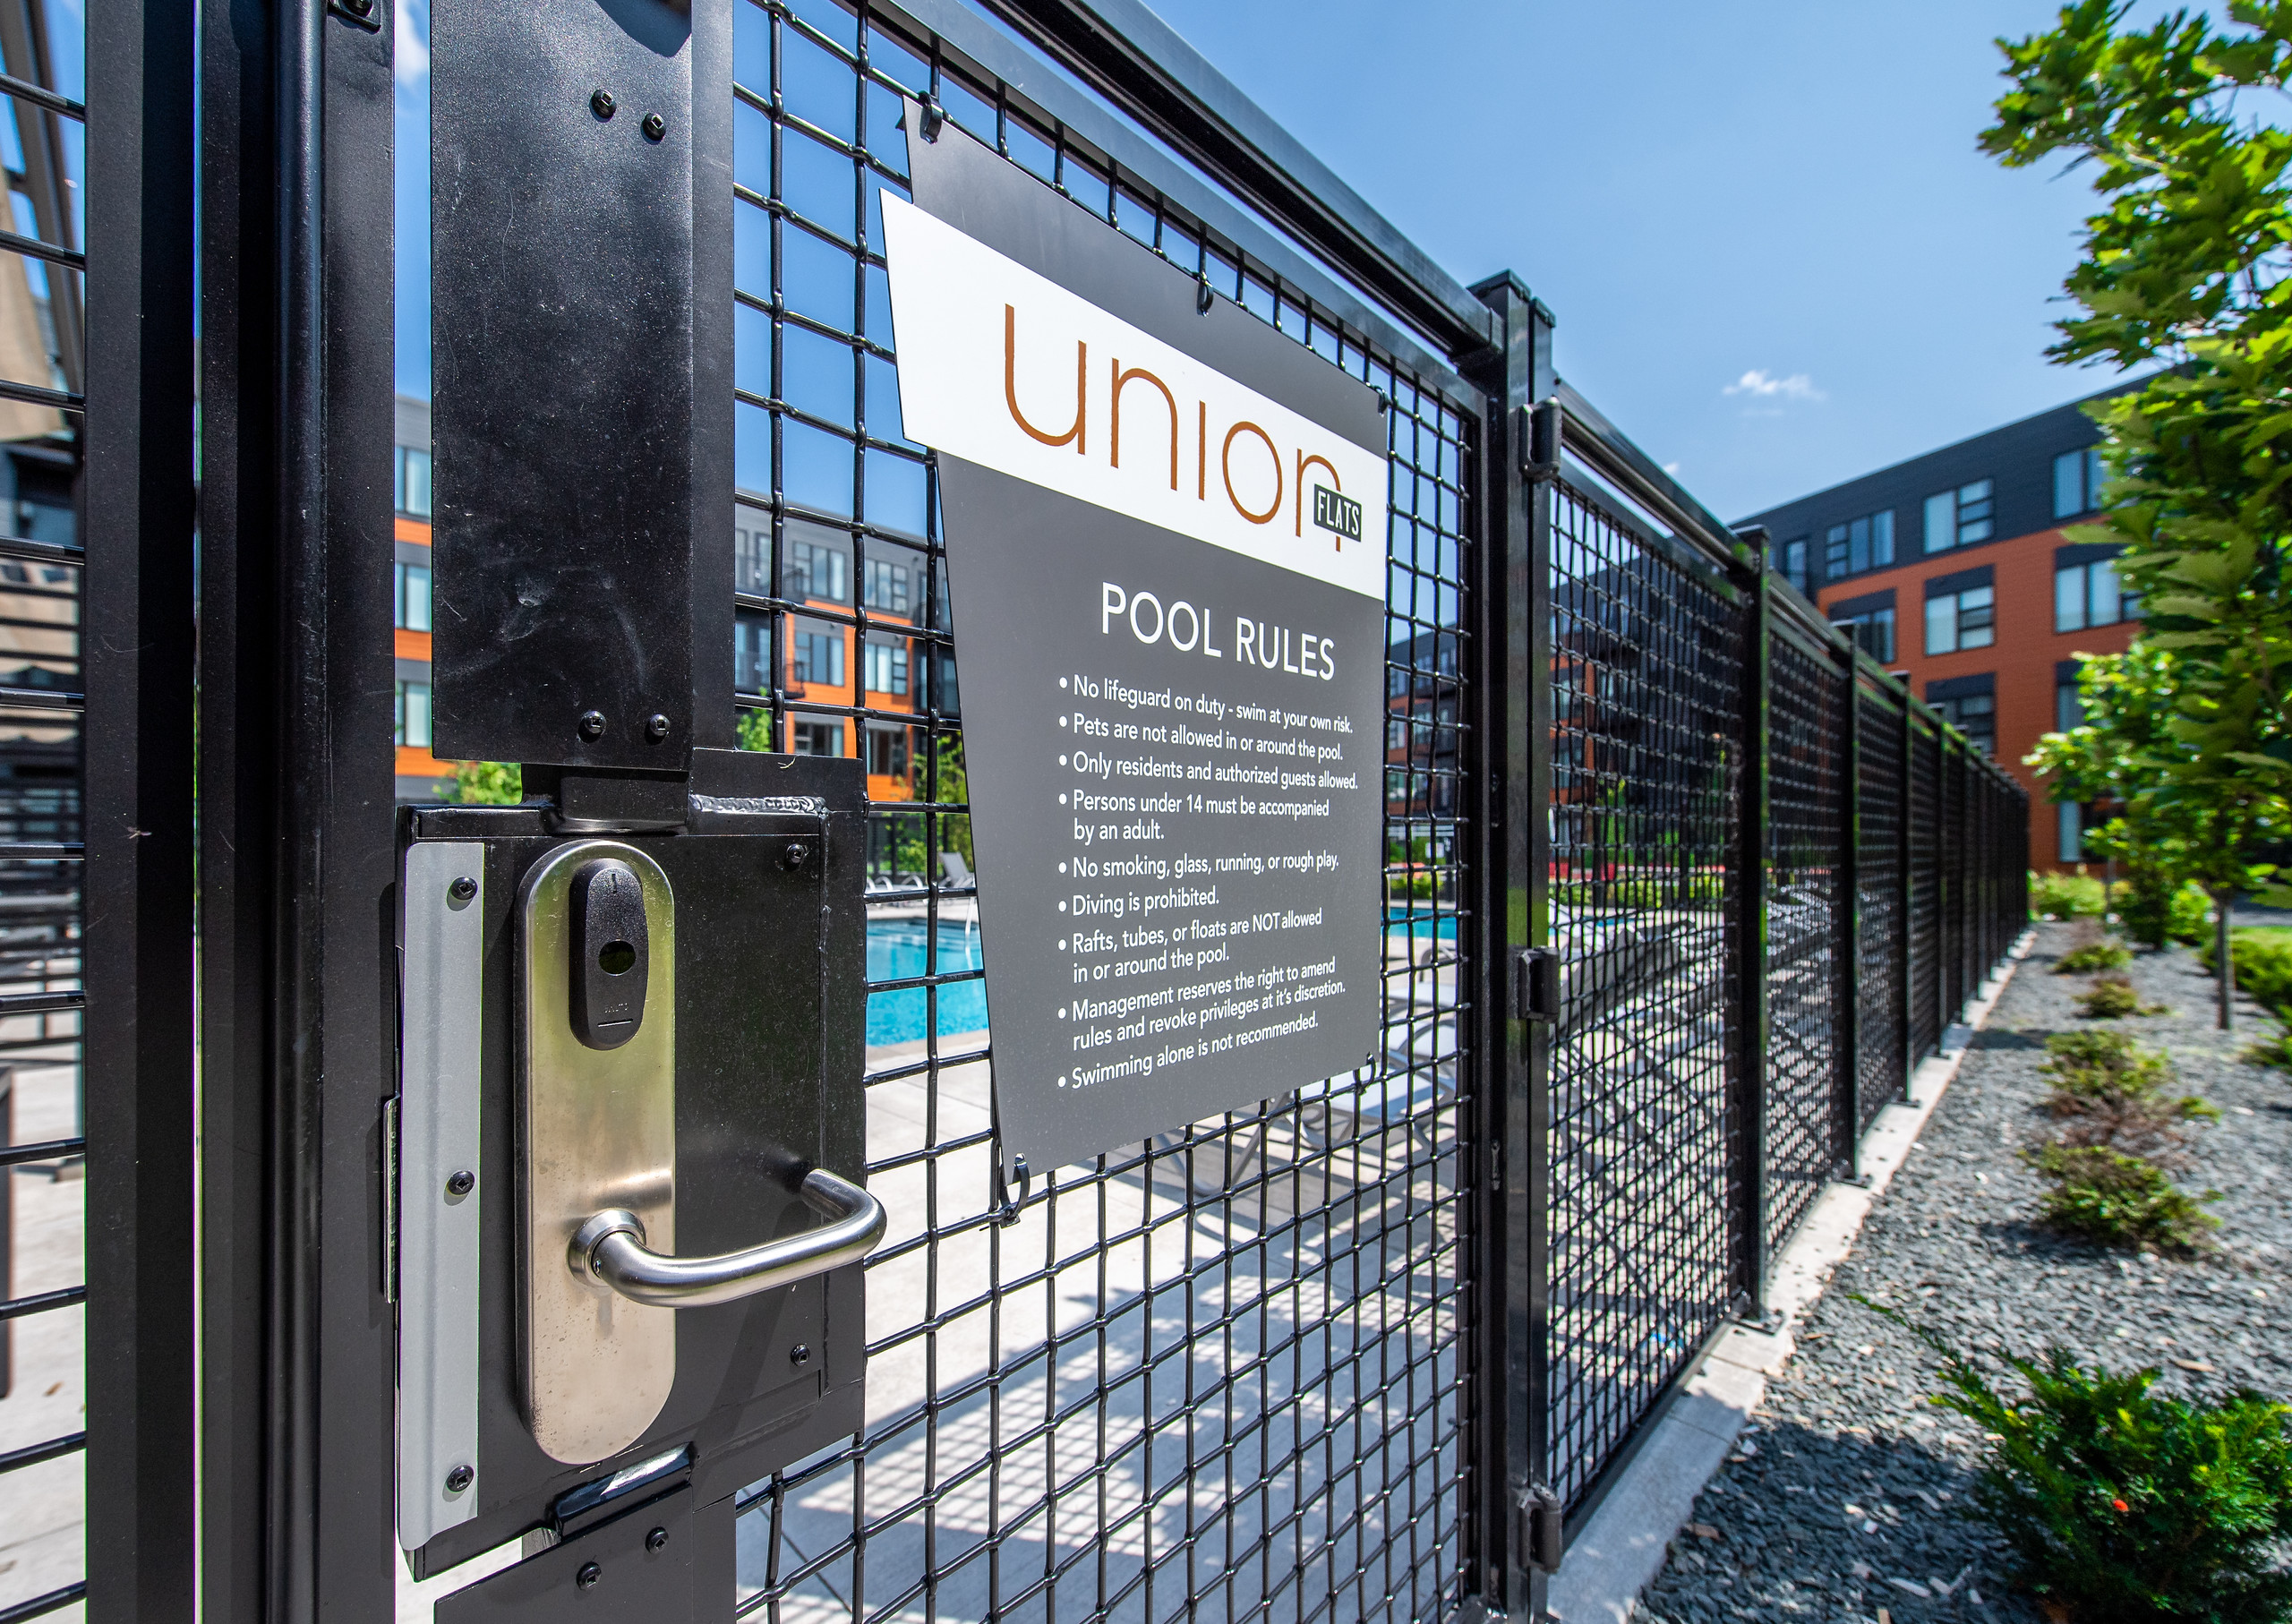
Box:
[569,1168,885,1309]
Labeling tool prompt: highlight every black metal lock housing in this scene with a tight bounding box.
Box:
[569,858,649,1049]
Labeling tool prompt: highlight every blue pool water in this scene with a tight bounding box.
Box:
[1386,910,1458,942]
[868,918,989,1047]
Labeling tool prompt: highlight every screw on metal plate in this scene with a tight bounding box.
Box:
[789,1343,811,1367]
[642,113,666,142]
[444,1464,474,1494]
[646,1526,670,1553]
[783,842,812,871]
[591,89,616,119]
[449,875,477,904]
[646,713,671,743]
[445,1168,476,1199]
[577,1562,603,1590]
[579,709,607,740]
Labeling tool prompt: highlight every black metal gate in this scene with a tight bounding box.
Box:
[44,0,2032,1620]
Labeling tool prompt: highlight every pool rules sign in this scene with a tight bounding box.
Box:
[887,115,1386,1174]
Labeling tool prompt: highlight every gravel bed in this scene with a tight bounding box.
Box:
[1634,921,2292,1622]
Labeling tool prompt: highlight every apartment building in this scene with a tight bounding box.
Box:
[1736,381,2143,869]
[395,397,945,808]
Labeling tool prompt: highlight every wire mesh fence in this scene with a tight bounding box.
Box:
[723,4,1480,1619]
[1537,419,2029,1544]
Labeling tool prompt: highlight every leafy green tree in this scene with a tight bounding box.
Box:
[1988,1,2292,1025]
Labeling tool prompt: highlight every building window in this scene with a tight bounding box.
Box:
[735,517,770,594]
[395,680,433,748]
[861,557,911,615]
[787,537,850,604]
[2057,679,2085,732]
[734,616,771,693]
[1387,716,1408,752]
[2053,446,2105,519]
[863,638,909,696]
[1922,478,1994,553]
[394,561,432,632]
[865,723,909,778]
[2055,555,2132,632]
[1821,510,1894,580]
[1925,583,1995,654]
[1831,606,1896,662]
[2058,801,2084,862]
[1778,536,1809,593]
[791,627,844,689]
[792,720,842,756]
[395,447,432,518]
[1929,688,1996,756]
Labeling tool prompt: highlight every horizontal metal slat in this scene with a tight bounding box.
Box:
[0,1430,82,1476]
[0,843,81,860]
[0,989,81,1017]
[0,1135,84,1168]
[0,1284,84,1322]
[0,686,81,713]
[0,73,83,122]
[0,226,81,272]
[0,534,83,568]
[0,1582,87,1624]
[0,377,79,414]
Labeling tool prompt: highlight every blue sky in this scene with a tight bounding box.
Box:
[396,0,2125,520]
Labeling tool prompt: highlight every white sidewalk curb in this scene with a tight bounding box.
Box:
[1543,929,2039,1623]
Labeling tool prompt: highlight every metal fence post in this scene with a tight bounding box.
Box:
[1467,270,1555,1611]
[1898,700,1914,1094]
[1735,562,1771,1311]
[83,0,200,1612]
[1837,651,1860,1176]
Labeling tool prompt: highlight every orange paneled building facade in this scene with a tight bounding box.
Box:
[392,396,936,809]
[1737,383,2142,871]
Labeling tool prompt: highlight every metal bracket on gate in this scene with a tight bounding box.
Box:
[1518,397,1561,481]
[1513,948,1556,1023]
[1519,1484,1564,1574]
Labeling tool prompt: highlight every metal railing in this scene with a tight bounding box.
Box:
[1533,393,2028,1555]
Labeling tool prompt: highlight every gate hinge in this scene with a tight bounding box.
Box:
[1518,398,1561,482]
[1512,948,1556,1022]
[1519,1484,1564,1574]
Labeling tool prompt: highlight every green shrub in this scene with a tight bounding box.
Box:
[1860,1303,2292,1623]
[2119,878,2218,950]
[2056,939,2134,974]
[2031,870,2109,920]
[2027,1144,2220,1252]
[2242,1025,2292,1072]
[2202,927,2292,1019]
[444,760,523,805]
[2075,973,2168,1020]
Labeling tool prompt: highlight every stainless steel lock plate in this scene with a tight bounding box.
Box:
[519,839,676,1465]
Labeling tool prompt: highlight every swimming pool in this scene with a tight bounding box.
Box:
[868,918,989,1047]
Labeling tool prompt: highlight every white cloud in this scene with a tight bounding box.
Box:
[396,0,430,90]
[1723,369,1824,403]
[1662,461,1682,476]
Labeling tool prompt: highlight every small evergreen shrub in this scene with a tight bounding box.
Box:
[2074,973,2168,1019]
[2031,871,2109,920]
[2027,1144,2220,1251]
[2242,1024,2292,1072]
[2202,927,2292,1019]
[2056,939,2134,974]
[1859,1302,2292,1624]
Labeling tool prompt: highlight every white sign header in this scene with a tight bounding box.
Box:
[883,196,1390,601]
